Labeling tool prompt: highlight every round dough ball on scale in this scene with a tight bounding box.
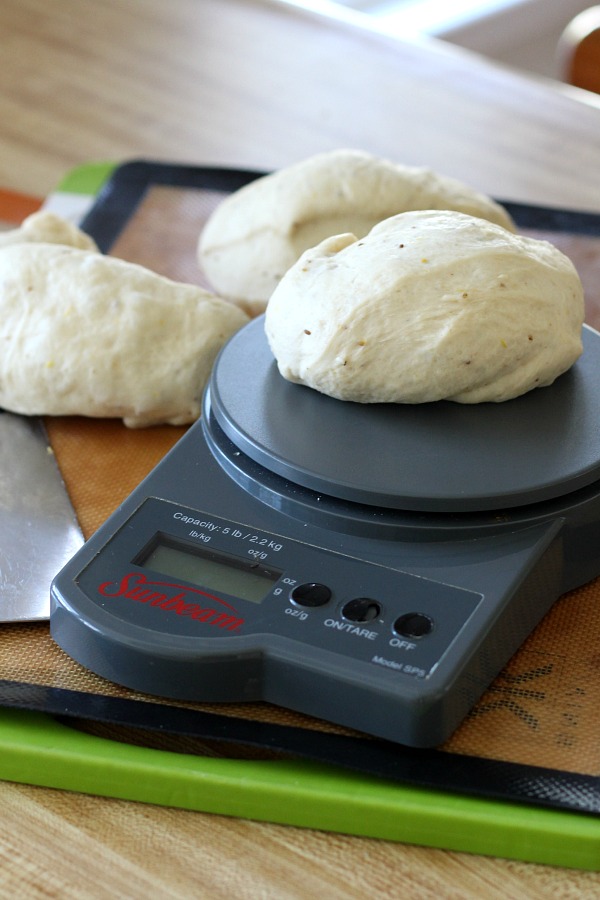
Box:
[264,210,584,404]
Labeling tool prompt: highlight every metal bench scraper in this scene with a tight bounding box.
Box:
[0,412,83,621]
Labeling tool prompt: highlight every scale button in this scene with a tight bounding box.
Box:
[290,582,332,607]
[342,597,381,623]
[393,612,434,638]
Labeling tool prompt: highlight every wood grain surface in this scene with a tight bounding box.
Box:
[1,0,599,894]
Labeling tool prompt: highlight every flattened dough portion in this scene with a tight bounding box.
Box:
[199,149,515,313]
[0,210,98,251]
[0,243,248,426]
[264,210,584,404]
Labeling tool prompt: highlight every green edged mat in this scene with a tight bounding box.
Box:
[0,161,596,871]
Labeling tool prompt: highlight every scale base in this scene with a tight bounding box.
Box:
[50,424,597,747]
[50,321,600,747]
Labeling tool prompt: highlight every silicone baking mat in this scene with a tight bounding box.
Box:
[1,162,599,869]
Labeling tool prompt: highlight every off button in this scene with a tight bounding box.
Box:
[290,582,332,608]
[394,612,434,638]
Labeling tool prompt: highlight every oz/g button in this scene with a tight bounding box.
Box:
[290,582,332,608]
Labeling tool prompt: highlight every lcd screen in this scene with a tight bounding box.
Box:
[138,538,281,604]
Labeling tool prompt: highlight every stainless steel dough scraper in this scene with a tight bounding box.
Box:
[0,412,83,622]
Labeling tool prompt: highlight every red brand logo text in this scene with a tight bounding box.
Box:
[98,572,244,631]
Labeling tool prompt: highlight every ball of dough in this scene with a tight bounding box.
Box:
[0,210,98,251]
[0,243,248,427]
[264,210,584,404]
[198,149,515,314]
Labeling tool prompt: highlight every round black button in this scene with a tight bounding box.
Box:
[290,582,332,607]
[342,597,381,623]
[394,612,434,638]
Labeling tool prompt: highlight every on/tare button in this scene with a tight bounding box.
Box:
[290,582,332,607]
[342,597,381,623]
[394,612,434,638]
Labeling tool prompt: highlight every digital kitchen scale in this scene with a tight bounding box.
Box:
[50,315,600,747]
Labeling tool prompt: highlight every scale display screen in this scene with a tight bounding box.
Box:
[138,538,281,604]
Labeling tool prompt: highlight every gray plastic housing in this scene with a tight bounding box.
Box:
[50,321,600,747]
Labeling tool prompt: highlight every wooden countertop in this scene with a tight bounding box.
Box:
[3,0,600,211]
[1,0,599,894]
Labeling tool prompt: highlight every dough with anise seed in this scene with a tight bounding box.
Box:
[0,243,248,426]
[199,149,515,314]
[0,210,98,251]
[264,209,583,404]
